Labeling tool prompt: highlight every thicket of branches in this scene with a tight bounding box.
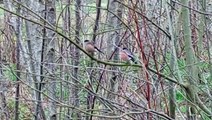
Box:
[0,0,211,120]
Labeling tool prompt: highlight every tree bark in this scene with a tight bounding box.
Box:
[68,0,81,119]
[43,0,57,119]
[24,0,46,119]
[105,0,121,119]
[61,0,71,119]
[165,0,176,118]
[14,0,21,119]
[181,0,198,119]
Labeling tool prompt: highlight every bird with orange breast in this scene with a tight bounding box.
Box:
[119,47,137,64]
[84,40,104,55]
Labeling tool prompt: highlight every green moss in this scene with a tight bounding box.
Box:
[4,64,17,81]
[7,99,33,119]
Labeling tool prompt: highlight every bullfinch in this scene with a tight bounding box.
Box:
[84,40,104,54]
[119,48,137,64]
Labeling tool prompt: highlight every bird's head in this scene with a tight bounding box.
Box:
[122,48,128,50]
[84,40,89,43]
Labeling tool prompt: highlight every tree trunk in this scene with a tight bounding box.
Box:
[14,0,21,119]
[0,86,10,120]
[68,0,81,119]
[43,0,57,119]
[181,0,198,119]
[60,0,71,119]
[24,0,46,119]
[105,0,121,118]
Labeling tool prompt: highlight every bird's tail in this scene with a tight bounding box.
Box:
[94,46,104,54]
[129,56,137,64]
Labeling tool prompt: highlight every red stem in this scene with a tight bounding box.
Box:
[130,1,152,119]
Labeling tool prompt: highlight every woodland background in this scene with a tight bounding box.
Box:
[0,0,211,120]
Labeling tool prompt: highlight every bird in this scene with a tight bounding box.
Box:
[84,40,104,54]
[119,47,137,63]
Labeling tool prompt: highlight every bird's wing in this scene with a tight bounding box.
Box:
[124,50,134,58]
[124,50,136,63]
